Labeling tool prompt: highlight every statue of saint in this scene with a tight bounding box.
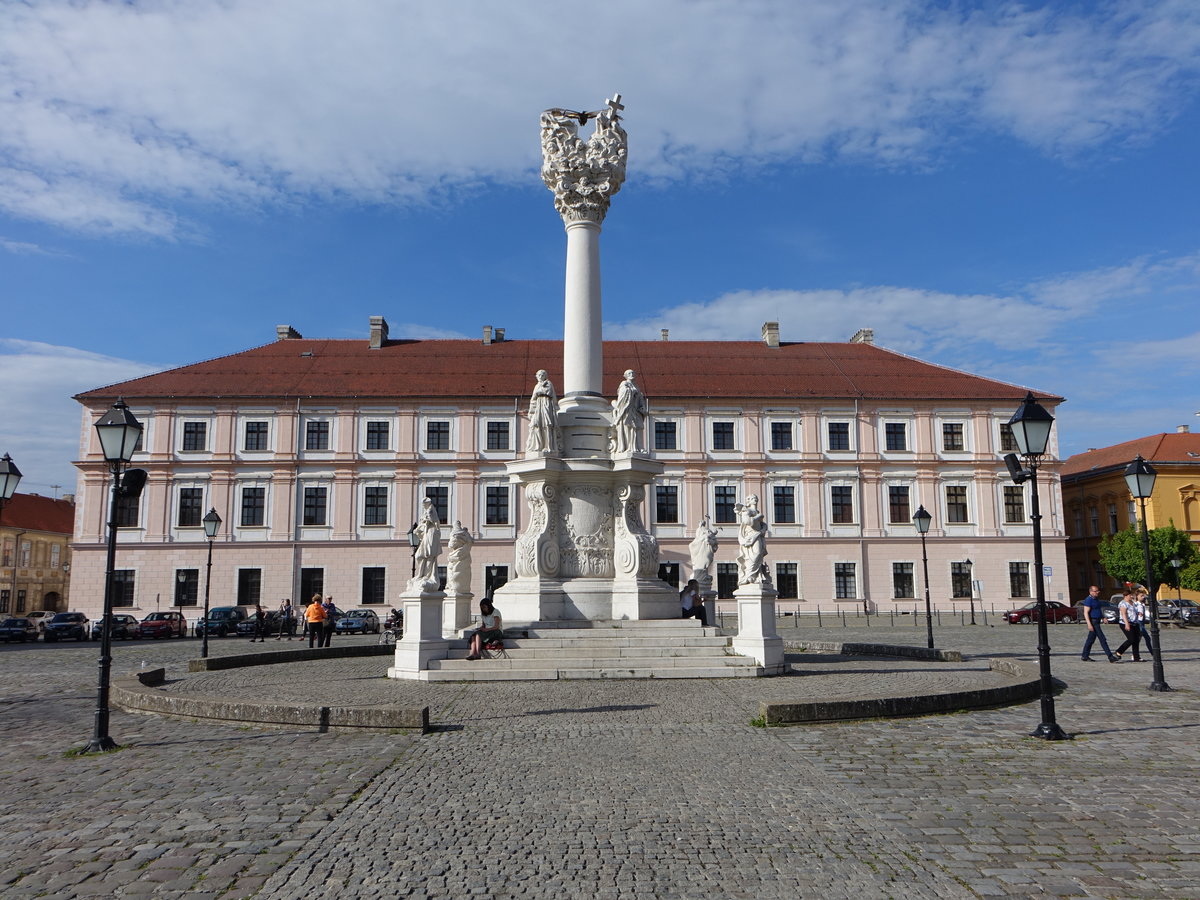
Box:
[411,497,442,591]
[525,369,559,454]
[689,516,717,577]
[447,521,474,595]
[735,494,769,586]
[611,369,647,455]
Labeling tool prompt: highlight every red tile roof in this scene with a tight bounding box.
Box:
[2,493,75,535]
[1061,433,1200,479]
[75,339,1059,405]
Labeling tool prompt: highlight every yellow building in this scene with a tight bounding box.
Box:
[0,492,75,615]
[1061,429,1200,602]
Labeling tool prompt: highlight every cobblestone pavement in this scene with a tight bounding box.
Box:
[1,622,1197,898]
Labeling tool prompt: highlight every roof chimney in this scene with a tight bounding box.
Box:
[62,493,75,504]
[369,316,389,349]
[276,325,302,341]
[1178,424,1191,434]
[494,328,505,342]
[660,329,669,341]
[482,326,493,345]
[761,321,780,348]
[850,328,874,345]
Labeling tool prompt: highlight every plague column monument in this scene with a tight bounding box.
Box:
[494,96,677,623]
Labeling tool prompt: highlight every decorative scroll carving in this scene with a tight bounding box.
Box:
[559,485,614,577]
[541,94,627,224]
[613,483,660,578]
[514,481,560,578]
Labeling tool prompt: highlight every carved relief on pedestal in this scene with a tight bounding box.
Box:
[514,481,560,578]
[613,483,660,578]
[540,94,627,225]
[559,484,613,577]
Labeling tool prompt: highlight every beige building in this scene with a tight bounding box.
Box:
[1,492,75,615]
[69,319,1069,623]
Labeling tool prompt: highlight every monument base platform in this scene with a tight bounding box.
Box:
[492,576,678,623]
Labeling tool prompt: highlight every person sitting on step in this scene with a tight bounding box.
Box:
[466,598,503,660]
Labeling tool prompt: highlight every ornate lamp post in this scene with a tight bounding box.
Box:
[1004,391,1067,740]
[200,508,222,659]
[1124,455,1171,692]
[84,399,143,753]
[0,453,21,524]
[913,505,934,650]
[1170,557,1183,604]
[964,558,976,625]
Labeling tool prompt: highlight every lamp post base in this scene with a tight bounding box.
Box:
[1149,680,1173,693]
[81,736,119,754]
[1031,722,1070,741]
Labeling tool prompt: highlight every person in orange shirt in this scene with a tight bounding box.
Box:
[305,594,327,649]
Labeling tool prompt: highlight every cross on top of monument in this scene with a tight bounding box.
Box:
[605,94,624,116]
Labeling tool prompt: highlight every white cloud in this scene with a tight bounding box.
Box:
[0,340,163,494]
[1,1,1198,236]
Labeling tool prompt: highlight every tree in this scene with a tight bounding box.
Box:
[1097,522,1198,591]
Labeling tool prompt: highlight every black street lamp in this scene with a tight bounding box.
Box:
[406,521,419,578]
[84,398,144,754]
[913,505,934,650]
[0,453,21,525]
[1170,557,1183,604]
[1004,391,1067,741]
[1124,455,1171,692]
[964,558,976,625]
[200,508,222,659]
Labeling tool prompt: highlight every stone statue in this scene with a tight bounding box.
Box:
[410,497,442,591]
[735,494,770,586]
[525,369,559,454]
[689,515,718,591]
[610,369,647,454]
[446,520,474,595]
[540,94,627,224]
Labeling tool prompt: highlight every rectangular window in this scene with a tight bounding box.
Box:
[366,421,390,451]
[175,569,199,606]
[0,540,10,567]
[363,486,389,525]
[830,486,854,524]
[182,421,207,451]
[655,485,679,524]
[951,562,972,598]
[827,422,850,451]
[1127,501,1137,526]
[303,487,328,526]
[772,486,796,524]
[300,568,324,602]
[0,590,7,613]
[892,562,914,599]
[113,570,135,607]
[178,488,203,527]
[888,485,910,524]
[658,562,680,589]
[1009,562,1031,598]
[425,486,449,525]
[115,493,140,528]
[716,562,738,599]
[654,421,677,451]
[1073,508,1084,536]
[776,562,798,599]
[770,422,793,451]
[244,421,269,451]
[999,422,1019,452]
[16,589,26,613]
[426,420,450,451]
[942,423,965,451]
[714,486,737,524]
[50,545,61,568]
[1003,486,1026,524]
[485,485,509,525]
[834,562,856,599]
[305,420,330,450]
[1089,506,1100,536]
[945,486,969,523]
[711,421,735,450]
[240,487,266,527]
[885,422,907,451]
[362,567,386,605]
[1107,503,1118,533]
[237,568,262,606]
[485,421,510,451]
[19,541,30,567]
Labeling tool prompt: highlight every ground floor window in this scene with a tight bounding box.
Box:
[716,563,738,599]
[834,562,857,599]
[361,567,386,605]
[112,571,135,607]
[951,562,972,599]
[300,567,325,603]
[237,568,262,606]
[175,569,199,606]
[892,562,914,599]
[1009,562,1031,598]
[658,562,680,589]
[776,562,798,599]
[484,565,509,597]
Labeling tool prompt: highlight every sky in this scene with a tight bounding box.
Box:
[2,0,1200,496]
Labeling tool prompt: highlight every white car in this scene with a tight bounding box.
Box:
[24,610,56,635]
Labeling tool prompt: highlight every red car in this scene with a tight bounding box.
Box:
[1003,601,1078,625]
[137,612,189,639]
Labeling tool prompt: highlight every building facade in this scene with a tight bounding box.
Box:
[70,319,1069,623]
[1,492,75,615]
[1061,428,1200,602]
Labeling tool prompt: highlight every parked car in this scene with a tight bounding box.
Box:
[0,617,38,642]
[91,614,141,641]
[1002,600,1078,625]
[1100,603,1121,624]
[43,612,90,642]
[24,610,55,635]
[196,606,248,637]
[336,609,381,634]
[235,610,280,637]
[1156,597,1200,625]
[137,611,189,639]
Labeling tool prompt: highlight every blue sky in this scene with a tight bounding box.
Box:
[2,0,1200,495]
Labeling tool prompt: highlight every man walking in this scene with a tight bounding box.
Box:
[1080,585,1118,662]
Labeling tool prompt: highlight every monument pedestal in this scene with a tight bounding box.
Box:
[388,587,449,680]
[442,591,473,639]
[731,582,786,673]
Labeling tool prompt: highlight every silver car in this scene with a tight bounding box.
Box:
[335,609,381,634]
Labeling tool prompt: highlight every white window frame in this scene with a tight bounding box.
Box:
[299,479,334,534]
[238,412,275,456]
[235,479,271,532]
[882,478,916,532]
[300,412,336,456]
[821,412,856,454]
[879,414,914,456]
[936,413,972,456]
[419,479,454,528]
[891,561,916,600]
[481,479,513,533]
[710,479,741,526]
[360,410,398,456]
[177,414,214,455]
[479,413,517,458]
[765,415,800,455]
[833,560,859,600]
[419,411,457,456]
[940,478,975,528]
[825,476,860,529]
[705,413,741,454]
[172,480,210,536]
[359,479,393,531]
[651,413,684,455]
[768,479,801,532]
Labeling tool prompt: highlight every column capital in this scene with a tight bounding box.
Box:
[541,102,627,225]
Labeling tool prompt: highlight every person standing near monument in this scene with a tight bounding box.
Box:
[1080,585,1117,662]
[276,598,294,641]
[611,369,647,454]
[321,596,339,648]
[305,594,326,649]
[525,369,559,454]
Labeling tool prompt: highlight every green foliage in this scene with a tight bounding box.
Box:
[1098,522,1199,590]
[1181,560,1200,593]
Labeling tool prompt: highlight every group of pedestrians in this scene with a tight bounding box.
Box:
[300,594,342,648]
[1079,584,1155,663]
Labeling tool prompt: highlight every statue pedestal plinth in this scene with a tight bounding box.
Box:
[731,582,786,673]
[388,588,449,680]
[442,591,473,639]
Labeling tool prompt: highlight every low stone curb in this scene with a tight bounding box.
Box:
[785,640,963,662]
[187,642,393,672]
[760,656,1042,725]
